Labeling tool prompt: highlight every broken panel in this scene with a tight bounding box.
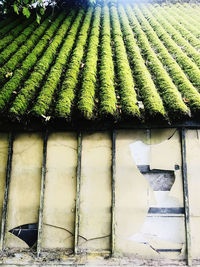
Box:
[78,132,112,252]
[185,129,200,259]
[115,129,185,259]
[5,133,43,248]
[42,132,77,250]
[0,133,9,223]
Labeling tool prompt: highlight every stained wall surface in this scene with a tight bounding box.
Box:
[0,129,198,262]
[186,130,200,259]
[115,129,185,259]
[79,132,112,252]
[42,132,77,249]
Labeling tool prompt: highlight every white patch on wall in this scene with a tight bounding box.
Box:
[128,139,184,256]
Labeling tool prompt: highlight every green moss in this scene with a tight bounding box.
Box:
[111,5,140,118]
[99,5,117,117]
[0,16,52,85]
[33,9,84,116]
[140,5,200,91]
[118,4,166,118]
[10,11,75,116]
[126,4,189,117]
[55,8,93,118]
[0,17,23,37]
[133,4,200,114]
[0,13,64,112]
[77,6,101,119]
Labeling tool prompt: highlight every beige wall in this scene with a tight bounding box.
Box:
[0,129,198,262]
[115,129,185,259]
[186,129,200,259]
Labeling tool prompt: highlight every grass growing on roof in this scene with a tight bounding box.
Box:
[0,13,64,112]
[110,4,140,118]
[9,11,76,116]
[118,4,166,118]
[77,5,101,119]
[55,8,93,118]
[33,9,84,116]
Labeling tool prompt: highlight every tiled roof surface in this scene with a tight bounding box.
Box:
[1,2,200,124]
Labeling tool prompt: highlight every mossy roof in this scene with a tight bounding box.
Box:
[1,1,200,127]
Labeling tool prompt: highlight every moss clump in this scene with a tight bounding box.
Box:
[0,13,64,112]
[10,11,75,116]
[110,5,140,118]
[0,16,52,85]
[77,5,101,119]
[55,8,93,118]
[33,10,84,117]
[118,4,166,118]
[126,4,189,116]
[140,5,200,91]
[134,4,200,114]
[98,5,117,117]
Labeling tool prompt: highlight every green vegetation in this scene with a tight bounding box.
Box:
[9,11,75,116]
[98,5,117,117]
[33,9,84,116]
[77,5,101,119]
[0,18,31,51]
[118,4,166,118]
[140,5,200,90]
[132,5,200,113]
[126,4,189,116]
[0,13,64,111]
[55,8,93,118]
[0,15,52,84]
[0,17,22,36]
[110,4,140,118]
[0,19,37,66]
[0,2,200,122]
[148,5,200,68]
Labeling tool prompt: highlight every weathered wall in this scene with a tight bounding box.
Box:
[186,129,200,259]
[42,132,77,249]
[79,132,111,252]
[115,129,185,259]
[5,133,43,248]
[0,129,198,264]
[0,134,8,223]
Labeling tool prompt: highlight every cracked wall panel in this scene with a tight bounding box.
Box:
[116,130,185,259]
[5,133,43,248]
[42,132,77,249]
[186,130,200,258]
[150,129,184,208]
[79,132,111,251]
[115,130,157,257]
[0,133,9,223]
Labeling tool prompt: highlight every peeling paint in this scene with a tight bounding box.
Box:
[116,129,185,259]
